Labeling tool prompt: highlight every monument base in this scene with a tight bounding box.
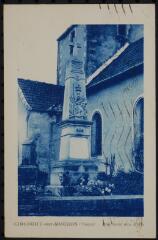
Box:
[50,159,100,186]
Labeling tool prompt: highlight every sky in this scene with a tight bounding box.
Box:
[4,6,72,84]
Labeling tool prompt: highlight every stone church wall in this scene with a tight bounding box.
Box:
[18,94,28,165]
[86,25,120,76]
[24,112,62,173]
[128,25,144,43]
[87,71,143,173]
[27,112,53,173]
[86,25,143,77]
[27,112,50,172]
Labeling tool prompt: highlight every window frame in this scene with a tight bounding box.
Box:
[91,111,102,158]
[132,96,144,173]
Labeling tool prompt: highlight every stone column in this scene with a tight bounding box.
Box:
[50,56,99,187]
[59,56,92,161]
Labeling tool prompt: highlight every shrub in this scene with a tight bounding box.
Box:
[112,170,143,195]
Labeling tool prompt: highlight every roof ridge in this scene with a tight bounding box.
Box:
[87,38,144,87]
[18,78,63,88]
[87,62,143,89]
[87,37,144,88]
[129,37,144,45]
[86,42,129,85]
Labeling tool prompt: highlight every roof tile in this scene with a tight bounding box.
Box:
[18,79,64,112]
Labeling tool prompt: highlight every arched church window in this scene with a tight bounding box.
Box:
[91,112,102,157]
[133,97,144,172]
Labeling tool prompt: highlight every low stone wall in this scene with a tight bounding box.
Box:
[19,195,143,217]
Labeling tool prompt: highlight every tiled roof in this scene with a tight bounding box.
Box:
[18,79,64,112]
[87,38,144,88]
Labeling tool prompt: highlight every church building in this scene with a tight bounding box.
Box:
[18,24,144,186]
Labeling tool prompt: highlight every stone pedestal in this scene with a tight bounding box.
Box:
[59,119,92,161]
[50,159,99,186]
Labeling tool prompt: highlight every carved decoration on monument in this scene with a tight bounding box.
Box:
[69,83,88,119]
[71,58,83,74]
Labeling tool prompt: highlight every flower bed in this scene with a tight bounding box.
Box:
[55,170,143,197]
